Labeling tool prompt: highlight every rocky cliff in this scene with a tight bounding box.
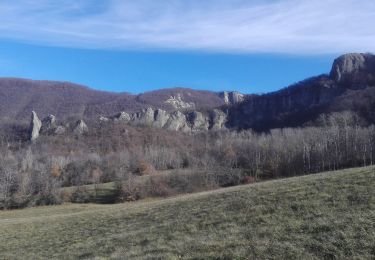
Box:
[106,107,228,132]
[330,53,375,86]
[228,53,375,130]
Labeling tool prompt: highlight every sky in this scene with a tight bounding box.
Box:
[0,0,374,94]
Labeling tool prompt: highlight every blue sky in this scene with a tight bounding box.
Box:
[0,0,373,94]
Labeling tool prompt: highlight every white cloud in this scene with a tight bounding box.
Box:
[0,0,374,54]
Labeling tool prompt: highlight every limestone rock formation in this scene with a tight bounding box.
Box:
[210,109,228,130]
[330,53,375,85]
[29,111,42,141]
[73,120,88,135]
[220,91,245,105]
[40,114,57,134]
[133,107,155,126]
[106,106,228,132]
[188,111,210,131]
[163,111,190,132]
[153,109,170,128]
[165,93,195,109]
[113,112,131,122]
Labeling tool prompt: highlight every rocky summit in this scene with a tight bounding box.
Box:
[330,53,375,85]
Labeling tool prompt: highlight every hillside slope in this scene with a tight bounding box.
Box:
[1,166,374,259]
[0,78,228,121]
[229,53,375,130]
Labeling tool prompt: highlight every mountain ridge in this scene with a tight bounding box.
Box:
[1,52,375,132]
[228,53,375,130]
[0,77,241,122]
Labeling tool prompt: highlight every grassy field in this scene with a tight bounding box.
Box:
[1,167,375,259]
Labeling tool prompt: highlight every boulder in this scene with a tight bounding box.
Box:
[29,111,42,141]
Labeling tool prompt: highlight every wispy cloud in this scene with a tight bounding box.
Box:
[0,0,374,54]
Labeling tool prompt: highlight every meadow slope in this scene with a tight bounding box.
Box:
[1,167,375,259]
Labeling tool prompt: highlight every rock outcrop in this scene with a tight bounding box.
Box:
[133,107,155,126]
[220,91,245,105]
[153,109,170,128]
[113,112,131,122]
[73,120,88,135]
[40,114,57,134]
[29,111,42,141]
[188,111,210,131]
[210,109,228,130]
[29,112,70,140]
[163,111,190,132]
[109,107,228,132]
[330,53,375,85]
[165,94,195,109]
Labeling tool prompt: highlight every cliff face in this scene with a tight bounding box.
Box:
[28,107,229,141]
[330,53,375,85]
[228,53,375,130]
[108,108,228,132]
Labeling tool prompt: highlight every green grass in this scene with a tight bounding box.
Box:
[1,167,375,259]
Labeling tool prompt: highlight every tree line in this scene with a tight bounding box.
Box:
[0,111,374,208]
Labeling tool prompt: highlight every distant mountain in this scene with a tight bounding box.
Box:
[0,78,242,122]
[228,53,375,130]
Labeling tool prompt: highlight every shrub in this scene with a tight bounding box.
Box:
[242,176,256,184]
[71,187,92,203]
[146,176,175,197]
[115,180,143,202]
[135,160,157,176]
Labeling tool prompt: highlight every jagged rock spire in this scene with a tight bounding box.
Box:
[73,120,89,135]
[29,111,42,142]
